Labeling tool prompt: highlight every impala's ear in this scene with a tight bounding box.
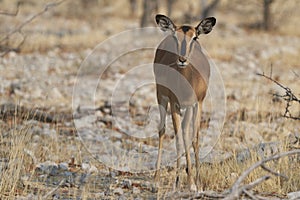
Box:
[155,14,176,33]
[195,17,216,36]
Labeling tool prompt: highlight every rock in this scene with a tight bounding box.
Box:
[58,162,69,171]
[88,165,98,174]
[288,191,300,200]
[199,147,232,164]
[15,194,37,200]
[94,192,105,198]
[43,128,57,138]
[81,162,90,172]
[81,163,98,174]
[52,193,60,200]
[122,179,132,189]
[35,161,58,176]
[113,187,124,195]
[236,142,282,163]
[236,148,251,163]
[49,87,63,99]
[74,115,97,129]
[132,186,140,194]
[32,134,40,142]
[79,173,90,184]
[118,195,126,200]
[110,171,120,178]
[63,171,73,177]
[30,86,43,99]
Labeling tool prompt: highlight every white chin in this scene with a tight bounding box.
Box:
[177,62,188,68]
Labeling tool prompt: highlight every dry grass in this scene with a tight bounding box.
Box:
[0,0,299,199]
[0,114,89,198]
[156,147,299,197]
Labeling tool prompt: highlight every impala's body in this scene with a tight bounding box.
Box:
[153,14,216,191]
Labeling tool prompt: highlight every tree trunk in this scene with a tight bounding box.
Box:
[140,0,158,27]
[200,0,220,19]
[167,0,176,17]
[129,0,137,16]
[263,0,274,30]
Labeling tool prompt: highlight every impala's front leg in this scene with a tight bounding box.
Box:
[154,95,168,183]
[182,107,197,191]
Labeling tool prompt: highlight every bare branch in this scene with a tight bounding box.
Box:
[261,164,288,180]
[242,175,271,192]
[0,0,66,56]
[242,188,260,200]
[257,71,300,120]
[291,70,299,78]
[224,150,300,200]
[0,1,21,16]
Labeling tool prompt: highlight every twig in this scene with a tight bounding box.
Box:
[42,179,65,199]
[257,71,300,120]
[224,150,300,200]
[291,70,299,78]
[242,175,271,193]
[0,1,21,16]
[242,188,259,200]
[0,0,66,56]
[166,190,225,199]
[261,164,288,180]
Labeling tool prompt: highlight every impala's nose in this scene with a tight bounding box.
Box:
[179,56,187,63]
[178,56,187,66]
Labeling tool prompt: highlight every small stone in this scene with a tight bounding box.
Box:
[58,162,69,171]
[113,187,124,195]
[94,192,105,198]
[63,171,73,177]
[122,179,132,189]
[31,87,43,99]
[287,191,300,200]
[35,161,59,176]
[88,165,98,174]
[132,186,140,194]
[49,87,63,99]
[32,134,40,142]
[110,171,120,178]
[52,194,60,200]
[118,195,126,200]
[81,163,90,172]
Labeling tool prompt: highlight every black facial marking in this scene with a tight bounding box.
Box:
[181,26,191,33]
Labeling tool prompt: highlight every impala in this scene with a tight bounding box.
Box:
[153,14,216,191]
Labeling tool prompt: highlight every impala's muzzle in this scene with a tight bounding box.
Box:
[178,56,188,67]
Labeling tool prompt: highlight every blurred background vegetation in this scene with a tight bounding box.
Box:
[0,0,299,54]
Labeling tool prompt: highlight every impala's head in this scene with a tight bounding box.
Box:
[155,14,216,67]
